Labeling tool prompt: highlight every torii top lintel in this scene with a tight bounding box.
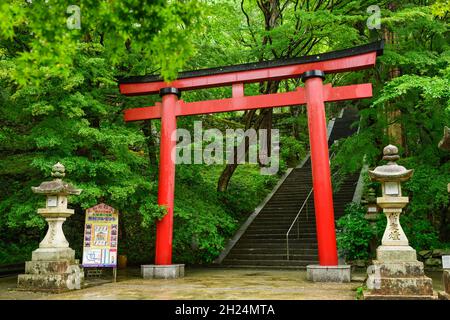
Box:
[118,41,383,96]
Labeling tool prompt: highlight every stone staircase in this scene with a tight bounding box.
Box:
[220,108,360,268]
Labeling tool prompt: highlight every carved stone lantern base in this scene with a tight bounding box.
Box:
[17,260,84,293]
[364,246,435,300]
[17,214,84,292]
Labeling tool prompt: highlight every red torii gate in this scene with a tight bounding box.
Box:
[119,41,384,268]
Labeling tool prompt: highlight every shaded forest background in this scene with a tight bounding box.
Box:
[0,0,449,265]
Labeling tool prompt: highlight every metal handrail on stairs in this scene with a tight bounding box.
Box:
[285,152,337,260]
[286,188,313,260]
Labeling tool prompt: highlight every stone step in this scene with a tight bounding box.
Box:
[229,248,318,254]
[222,259,317,266]
[215,264,308,270]
[246,227,317,232]
[252,215,316,220]
[250,219,316,223]
[236,242,317,249]
[226,253,318,260]
[234,241,317,246]
[248,223,316,227]
[250,223,315,227]
[241,233,317,239]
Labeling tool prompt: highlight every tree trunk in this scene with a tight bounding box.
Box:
[291,106,300,139]
[384,2,404,148]
[217,1,281,192]
[142,120,158,178]
[217,163,239,193]
[217,109,258,192]
[439,203,450,242]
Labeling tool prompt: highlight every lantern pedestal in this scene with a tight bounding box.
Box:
[17,162,84,292]
[17,260,83,293]
[364,262,435,299]
[376,245,417,262]
[18,209,84,292]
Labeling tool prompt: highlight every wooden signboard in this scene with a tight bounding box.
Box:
[82,203,119,270]
[443,255,450,269]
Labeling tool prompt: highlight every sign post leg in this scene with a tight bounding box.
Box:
[302,70,339,266]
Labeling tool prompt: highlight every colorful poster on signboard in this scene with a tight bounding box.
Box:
[82,203,119,267]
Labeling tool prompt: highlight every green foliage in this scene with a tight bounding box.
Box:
[0,0,214,266]
[280,136,306,167]
[139,197,168,227]
[401,213,441,251]
[119,210,155,264]
[355,285,368,300]
[172,183,237,264]
[403,161,450,215]
[431,0,450,17]
[0,0,204,83]
[0,242,37,265]
[337,203,379,261]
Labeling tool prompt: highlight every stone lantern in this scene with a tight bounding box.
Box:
[364,145,435,299]
[361,187,380,257]
[363,188,379,222]
[17,162,84,292]
[369,145,412,249]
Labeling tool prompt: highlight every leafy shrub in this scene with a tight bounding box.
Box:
[400,213,441,251]
[336,203,377,261]
[280,136,306,167]
[0,242,38,265]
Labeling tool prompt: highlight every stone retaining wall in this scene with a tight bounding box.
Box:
[417,249,450,270]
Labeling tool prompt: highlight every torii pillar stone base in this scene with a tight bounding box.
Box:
[141,264,185,279]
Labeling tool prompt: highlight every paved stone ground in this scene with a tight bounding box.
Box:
[0,267,363,300]
[0,267,444,300]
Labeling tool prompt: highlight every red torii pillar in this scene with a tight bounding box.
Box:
[302,70,338,266]
[155,88,180,265]
[119,41,383,279]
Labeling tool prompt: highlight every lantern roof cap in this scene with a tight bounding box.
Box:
[368,145,413,182]
[31,162,82,195]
